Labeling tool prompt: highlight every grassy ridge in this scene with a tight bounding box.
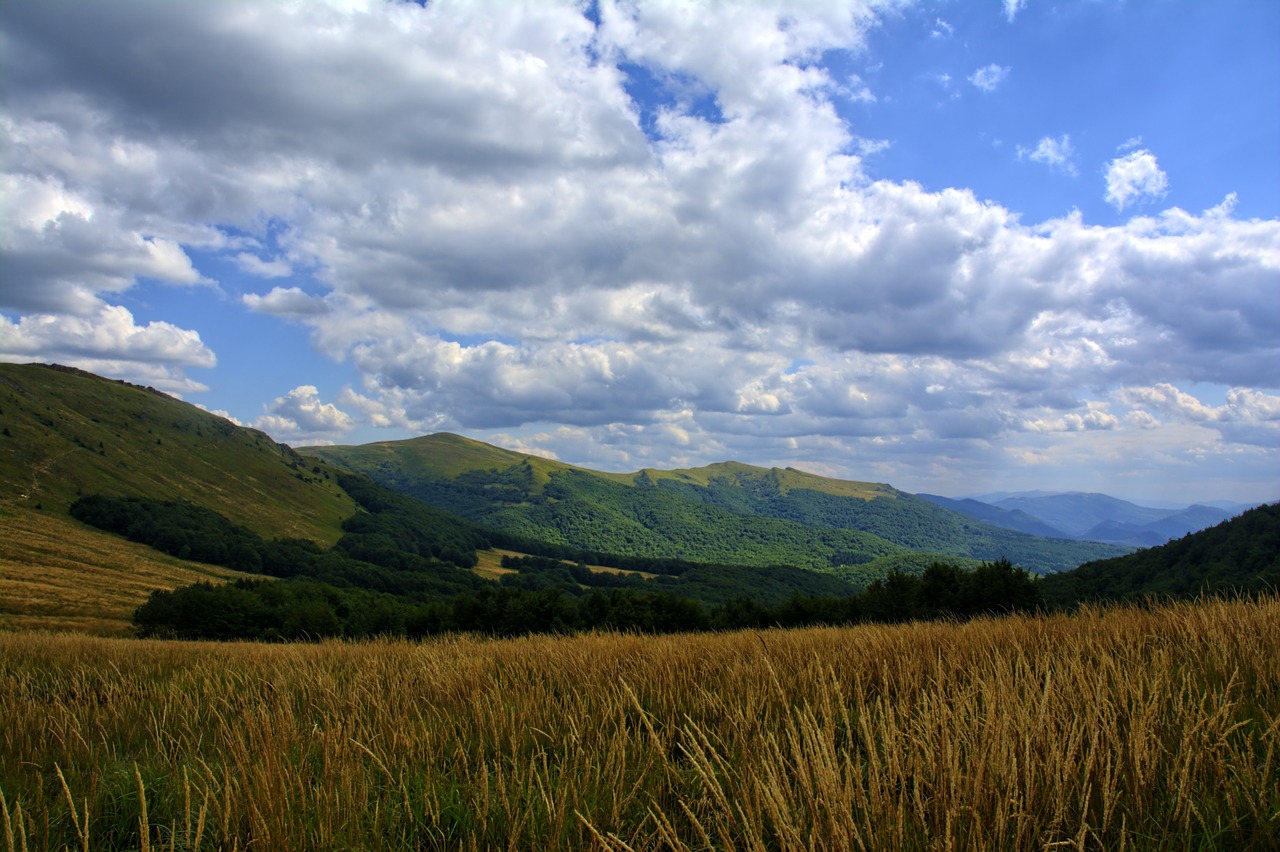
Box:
[1,596,1276,850]
[307,433,1127,574]
[0,363,354,543]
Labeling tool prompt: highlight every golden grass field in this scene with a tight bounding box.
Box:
[0,508,250,636]
[1,595,1276,850]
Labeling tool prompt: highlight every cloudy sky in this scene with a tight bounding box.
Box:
[2,0,1277,506]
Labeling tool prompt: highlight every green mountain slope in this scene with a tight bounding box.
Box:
[305,433,1126,574]
[0,366,868,634]
[1040,502,1280,606]
[0,362,355,544]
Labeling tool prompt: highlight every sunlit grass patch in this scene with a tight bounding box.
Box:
[0,508,251,635]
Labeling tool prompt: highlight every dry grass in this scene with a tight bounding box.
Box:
[0,507,250,635]
[472,549,522,580]
[1,596,1277,850]
[472,549,657,582]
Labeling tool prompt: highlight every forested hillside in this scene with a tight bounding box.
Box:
[1040,502,1279,606]
[306,433,1127,574]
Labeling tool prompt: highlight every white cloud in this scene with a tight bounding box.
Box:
[1004,0,1027,23]
[0,305,216,394]
[235,253,292,279]
[1117,384,1280,447]
[1022,404,1119,433]
[243,287,329,318]
[1104,148,1169,210]
[969,63,1010,93]
[0,305,215,367]
[1,1,1275,503]
[1018,134,1077,176]
[254,385,355,444]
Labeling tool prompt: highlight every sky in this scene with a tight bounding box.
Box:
[2,0,1278,507]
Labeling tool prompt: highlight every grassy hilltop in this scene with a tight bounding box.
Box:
[0,363,354,542]
[306,432,1127,575]
[0,363,356,632]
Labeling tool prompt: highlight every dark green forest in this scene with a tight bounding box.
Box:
[1040,502,1280,606]
[69,474,1277,642]
[381,464,1124,575]
[70,479,1044,640]
[131,559,1043,641]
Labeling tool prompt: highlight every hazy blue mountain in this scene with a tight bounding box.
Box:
[916,494,1069,539]
[957,490,1245,547]
[1040,502,1280,606]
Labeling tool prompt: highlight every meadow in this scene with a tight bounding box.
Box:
[1,596,1276,851]
[0,510,249,636]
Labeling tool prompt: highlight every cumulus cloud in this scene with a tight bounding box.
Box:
[969,63,1010,92]
[235,253,292,279]
[1022,404,1119,433]
[0,305,216,394]
[1004,0,1027,23]
[243,287,330,318]
[0,0,1275,501]
[0,305,215,366]
[1018,134,1077,175]
[1117,384,1280,447]
[0,172,211,315]
[254,385,356,445]
[1104,148,1169,210]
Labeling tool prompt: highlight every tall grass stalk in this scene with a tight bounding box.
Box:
[1,596,1276,849]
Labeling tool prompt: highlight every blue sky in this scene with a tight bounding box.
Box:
[2,0,1277,506]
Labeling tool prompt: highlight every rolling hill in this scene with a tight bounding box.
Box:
[303,433,1128,575]
[1039,502,1280,606]
[0,362,355,543]
[12,362,1262,642]
[0,362,363,632]
[0,364,867,633]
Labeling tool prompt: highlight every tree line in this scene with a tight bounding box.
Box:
[71,484,1047,641]
[132,558,1044,641]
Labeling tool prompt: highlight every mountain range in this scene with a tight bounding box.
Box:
[2,362,1272,636]
[302,432,1127,578]
[920,492,1250,548]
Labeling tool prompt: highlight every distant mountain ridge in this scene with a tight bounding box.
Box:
[0,363,1269,637]
[304,433,1127,576]
[921,490,1252,548]
[1040,502,1280,605]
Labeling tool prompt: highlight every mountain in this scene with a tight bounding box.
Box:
[303,433,1127,576]
[0,362,365,632]
[0,364,868,634]
[987,492,1171,538]
[4,363,1267,641]
[0,362,355,543]
[954,490,1245,547]
[916,494,1068,538]
[1082,504,1252,546]
[1040,502,1280,606]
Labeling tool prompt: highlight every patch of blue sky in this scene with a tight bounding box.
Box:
[620,60,725,143]
[784,359,815,376]
[124,253,354,423]
[438,331,524,349]
[834,1,1279,226]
